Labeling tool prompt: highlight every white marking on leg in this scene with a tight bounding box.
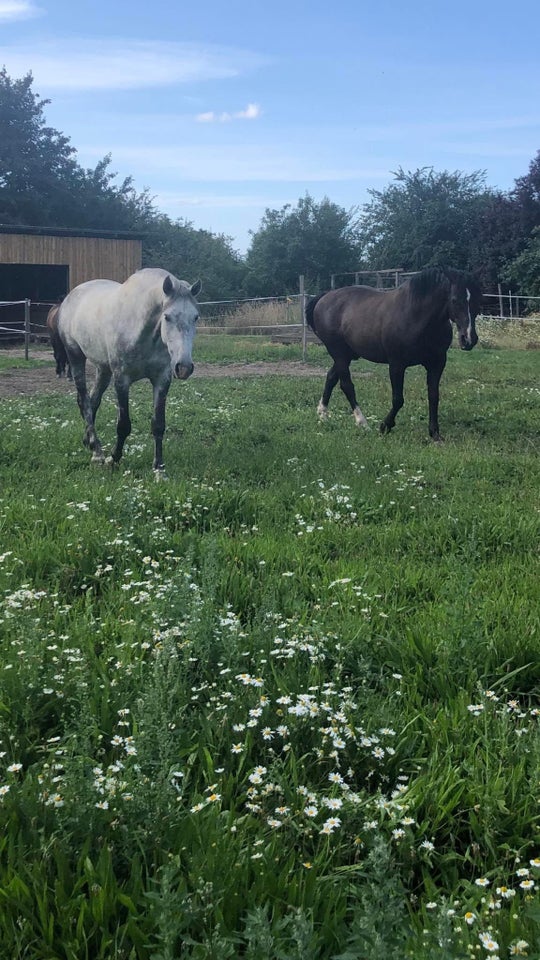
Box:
[317,400,329,419]
[352,406,368,427]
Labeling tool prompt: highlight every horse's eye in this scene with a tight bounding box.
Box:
[164,313,172,322]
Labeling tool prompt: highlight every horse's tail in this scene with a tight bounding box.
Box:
[47,303,71,378]
[305,292,327,331]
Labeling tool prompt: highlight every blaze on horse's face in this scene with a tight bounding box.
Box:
[449,279,480,351]
[160,275,202,379]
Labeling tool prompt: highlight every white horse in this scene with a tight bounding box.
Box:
[57,268,202,471]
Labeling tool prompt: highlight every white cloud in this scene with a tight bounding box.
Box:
[0,39,268,90]
[0,0,42,20]
[196,102,261,123]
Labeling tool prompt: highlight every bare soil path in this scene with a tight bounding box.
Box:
[0,349,322,398]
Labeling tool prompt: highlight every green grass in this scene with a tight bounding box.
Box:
[0,347,539,958]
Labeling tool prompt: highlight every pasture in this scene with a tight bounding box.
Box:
[0,338,539,959]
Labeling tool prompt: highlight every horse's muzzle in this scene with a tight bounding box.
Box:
[459,334,478,351]
[174,362,194,380]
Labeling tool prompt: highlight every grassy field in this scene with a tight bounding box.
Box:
[0,342,539,958]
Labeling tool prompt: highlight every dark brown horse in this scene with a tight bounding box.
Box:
[306,266,482,440]
[46,303,72,380]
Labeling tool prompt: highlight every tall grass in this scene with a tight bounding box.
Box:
[0,346,539,958]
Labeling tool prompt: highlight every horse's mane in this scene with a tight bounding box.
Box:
[407,266,481,303]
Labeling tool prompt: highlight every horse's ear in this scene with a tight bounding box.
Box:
[163,275,174,297]
[191,279,202,297]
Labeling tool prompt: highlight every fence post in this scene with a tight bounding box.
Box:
[24,299,31,360]
[330,274,335,290]
[300,275,307,361]
[498,283,504,318]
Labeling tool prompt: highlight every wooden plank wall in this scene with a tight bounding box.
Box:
[0,234,142,289]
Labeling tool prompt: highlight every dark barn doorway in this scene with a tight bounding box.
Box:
[0,263,69,302]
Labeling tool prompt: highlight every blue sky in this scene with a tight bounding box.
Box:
[1,0,539,254]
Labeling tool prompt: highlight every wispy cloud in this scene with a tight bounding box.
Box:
[196,103,262,123]
[0,39,268,90]
[0,0,42,21]
[80,143,389,184]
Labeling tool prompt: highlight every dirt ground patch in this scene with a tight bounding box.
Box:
[0,348,322,398]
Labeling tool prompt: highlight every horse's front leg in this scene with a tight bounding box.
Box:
[380,364,405,434]
[109,373,132,464]
[426,356,447,441]
[151,376,171,471]
[70,352,105,462]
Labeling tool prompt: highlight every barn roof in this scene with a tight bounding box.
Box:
[0,223,144,241]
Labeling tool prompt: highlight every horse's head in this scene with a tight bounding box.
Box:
[160,275,202,379]
[448,272,481,351]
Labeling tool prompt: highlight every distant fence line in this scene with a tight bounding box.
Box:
[1,280,539,362]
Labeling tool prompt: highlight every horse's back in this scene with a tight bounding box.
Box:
[58,280,121,363]
[311,286,390,362]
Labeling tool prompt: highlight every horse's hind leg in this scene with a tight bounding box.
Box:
[380,363,405,434]
[69,352,105,462]
[338,361,368,427]
[317,363,339,419]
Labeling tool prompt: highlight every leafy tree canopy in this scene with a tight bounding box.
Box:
[359,166,498,271]
[245,194,362,296]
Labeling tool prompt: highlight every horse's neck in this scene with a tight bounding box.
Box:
[408,289,448,330]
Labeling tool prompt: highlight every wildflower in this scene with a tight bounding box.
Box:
[304,805,318,818]
[207,793,221,803]
[267,818,282,828]
[231,743,243,754]
[519,879,535,891]
[320,817,341,834]
[420,840,435,851]
[464,911,476,925]
[392,828,406,840]
[190,802,205,813]
[302,861,313,869]
[7,763,22,773]
[474,877,490,887]
[530,858,540,868]
[95,800,109,810]
[328,772,344,784]
[516,868,530,877]
[401,816,415,826]
[425,902,437,910]
[510,940,529,956]
[261,727,273,740]
[0,784,10,798]
[496,886,515,899]
[478,932,499,952]
[324,797,343,810]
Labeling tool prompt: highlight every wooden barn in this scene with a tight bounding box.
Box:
[0,224,143,341]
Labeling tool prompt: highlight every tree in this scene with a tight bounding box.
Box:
[143,215,245,301]
[511,150,540,240]
[244,194,362,296]
[0,67,79,225]
[0,68,157,231]
[503,228,540,298]
[359,167,497,273]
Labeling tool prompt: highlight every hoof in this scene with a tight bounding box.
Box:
[90,453,105,465]
[154,468,167,482]
[317,401,329,420]
[104,455,119,469]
